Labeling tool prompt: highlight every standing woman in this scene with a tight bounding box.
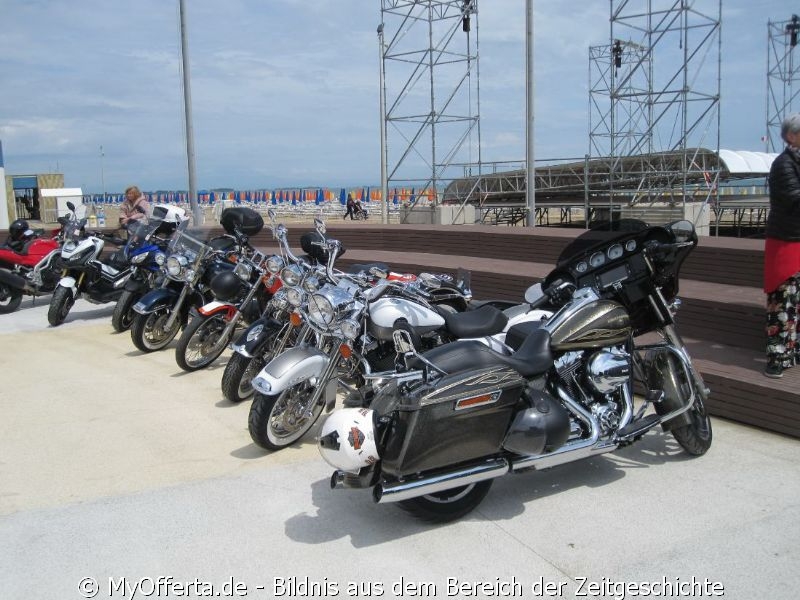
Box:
[764,114,800,378]
[119,185,151,228]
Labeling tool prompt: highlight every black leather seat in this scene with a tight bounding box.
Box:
[443,303,508,338]
[419,327,553,378]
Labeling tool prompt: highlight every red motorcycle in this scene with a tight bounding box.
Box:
[0,217,67,314]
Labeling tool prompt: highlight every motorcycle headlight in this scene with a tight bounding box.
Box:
[234,261,253,281]
[340,319,360,340]
[302,275,321,294]
[131,252,149,265]
[280,264,303,287]
[267,255,285,274]
[155,252,166,266]
[185,268,197,283]
[166,255,189,279]
[307,293,335,327]
[271,288,290,311]
[286,287,306,307]
[63,241,76,253]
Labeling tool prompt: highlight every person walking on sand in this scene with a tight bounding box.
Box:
[763,113,800,378]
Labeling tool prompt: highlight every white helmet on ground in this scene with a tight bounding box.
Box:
[318,408,380,473]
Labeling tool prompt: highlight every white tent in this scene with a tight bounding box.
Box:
[40,187,85,218]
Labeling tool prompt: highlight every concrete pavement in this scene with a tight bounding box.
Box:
[0,298,798,599]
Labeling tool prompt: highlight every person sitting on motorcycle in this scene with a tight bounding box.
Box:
[119,186,151,228]
[4,219,35,253]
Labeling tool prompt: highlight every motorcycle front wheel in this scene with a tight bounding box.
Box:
[47,286,74,326]
[671,394,712,456]
[130,308,181,352]
[111,290,138,333]
[221,353,267,403]
[248,382,324,450]
[175,313,232,372]
[398,481,493,523]
[0,282,23,314]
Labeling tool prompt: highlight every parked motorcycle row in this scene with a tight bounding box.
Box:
[2,207,713,524]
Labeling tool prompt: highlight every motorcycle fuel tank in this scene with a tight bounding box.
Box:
[368,296,445,341]
[549,298,631,351]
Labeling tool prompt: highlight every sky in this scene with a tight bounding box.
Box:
[0,0,794,194]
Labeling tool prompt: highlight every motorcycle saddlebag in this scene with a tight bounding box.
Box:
[380,365,525,478]
[220,207,264,236]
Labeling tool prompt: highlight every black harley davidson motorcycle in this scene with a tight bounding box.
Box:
[318,219,712,522]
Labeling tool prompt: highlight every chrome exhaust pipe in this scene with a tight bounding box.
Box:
[372,458,509,504]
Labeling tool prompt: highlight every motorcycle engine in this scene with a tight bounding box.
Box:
[555,347,630,437]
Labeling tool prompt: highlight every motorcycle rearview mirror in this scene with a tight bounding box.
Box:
[267,208,276,223]
[524,282,544,305]
[314,217,326,236]
[67,201,76,212]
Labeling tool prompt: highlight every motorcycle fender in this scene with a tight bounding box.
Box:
[133,287,179,315]
[57,276,78,297]
[232,317,284,357]
[251,346,330,397]
[198,300,235,318]
[0,269,27,292]
[124,276,149,293]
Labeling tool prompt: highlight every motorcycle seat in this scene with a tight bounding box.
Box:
[418,327,553,378]
[443,304,508,338]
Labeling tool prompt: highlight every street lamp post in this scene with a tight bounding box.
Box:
[525,0,536,228]
[100,145,106,203]
[179,0,201,225]
[378,23,389,225]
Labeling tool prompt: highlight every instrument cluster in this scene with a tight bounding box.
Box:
[570,238,638,281]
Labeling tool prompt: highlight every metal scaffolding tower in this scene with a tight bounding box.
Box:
[379,0,480,215]
[766,15,800,152]
[588,0,722,208]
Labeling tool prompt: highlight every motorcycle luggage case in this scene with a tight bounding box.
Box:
[220,207,264,236]
[380,366,525,477]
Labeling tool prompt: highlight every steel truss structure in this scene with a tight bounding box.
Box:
[766,15,800,153]
[379,0,480,216]
[588,0,722,208]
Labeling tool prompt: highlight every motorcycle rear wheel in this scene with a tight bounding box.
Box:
[0,282,23,314]
[248,383,324,450]
[221,353,266,403]
[175,313,231,372]
[47,286,74,326]
[130,308,181,352]
[111,290,138,332]
[398,480,493,523]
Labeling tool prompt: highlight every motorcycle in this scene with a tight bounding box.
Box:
[245,218,507,450]
[0,217,68,314]
[318,219,712,522]
[47,204,131,326]
[110,204,188,332]
[129,209,248,353]
[174,208,278,371]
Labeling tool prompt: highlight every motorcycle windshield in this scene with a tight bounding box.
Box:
[167,220,214,266]
[555,218,650,266]
[62,217,87,243]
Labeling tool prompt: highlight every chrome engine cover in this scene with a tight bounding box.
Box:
[586,348,630,394]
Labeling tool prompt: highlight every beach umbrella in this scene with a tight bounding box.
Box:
[339,188,346,205]
[409,188,416,203]
[364,187,370,203]
[392,190,399,205]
